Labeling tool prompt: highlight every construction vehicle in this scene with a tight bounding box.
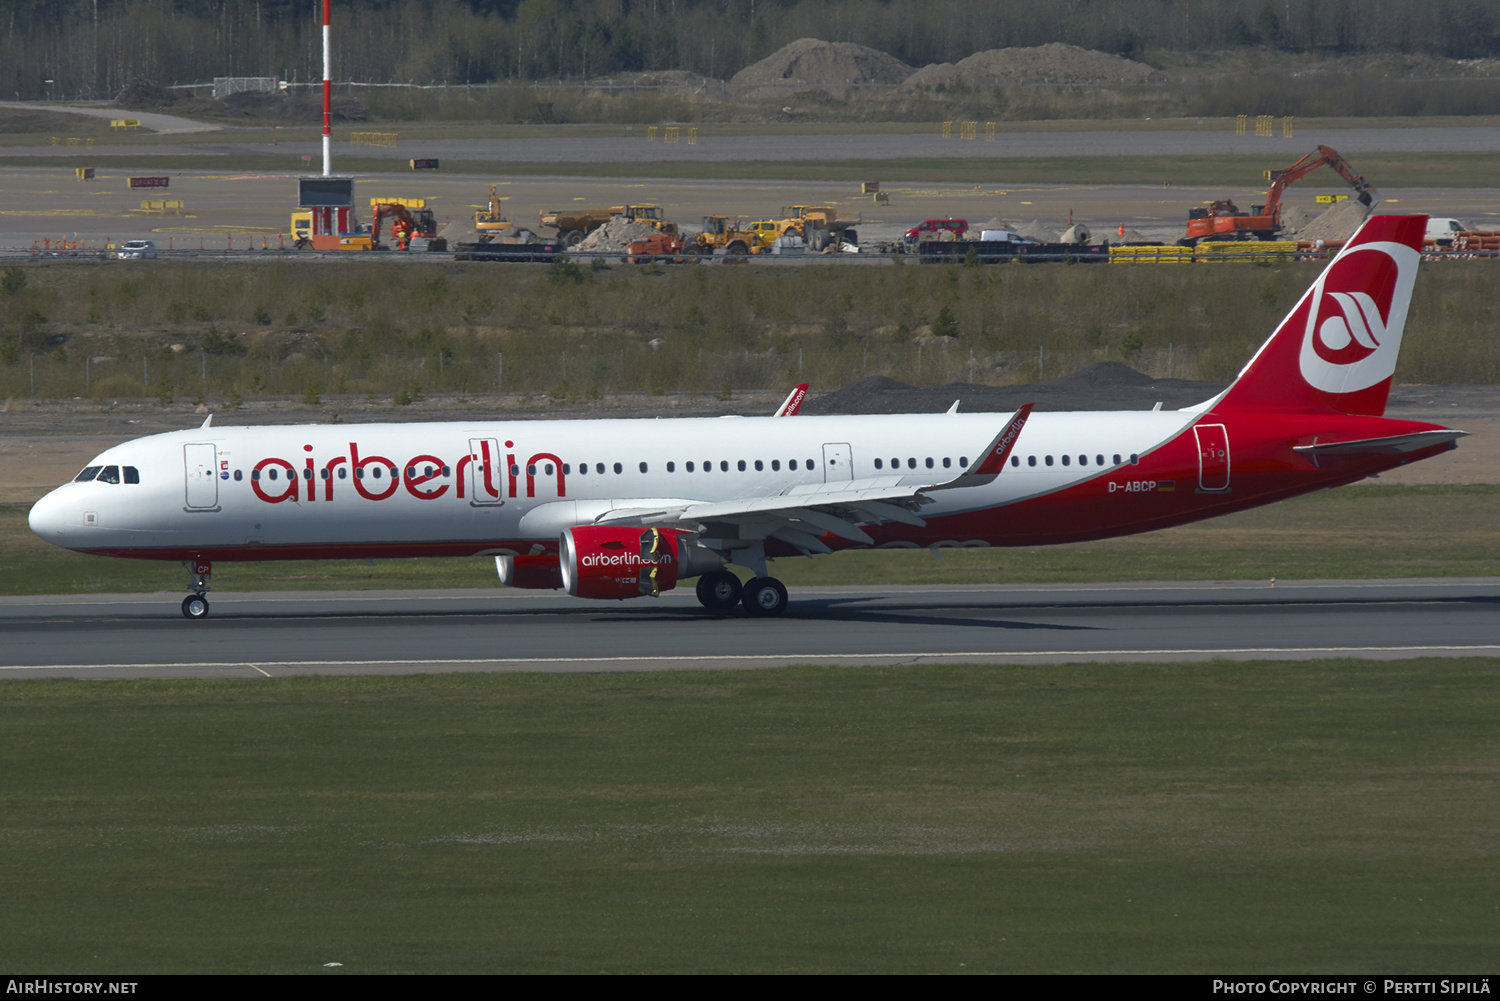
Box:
[779,205,859,250]
[692,216,774,256]
[474,185,511,242]
[1182,145,1375,245]
[539,204,677,246]
[290,197,439,251]
[625,232,689,264]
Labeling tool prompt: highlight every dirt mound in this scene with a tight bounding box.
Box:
[904,43,1158,88]
[1295,198,1372,243]
[574,216,657,253]
[804,363,1226,415]
[170,91,369,123]
[731,38,913,89]
[1014,218,1059,242]
[115,79,178,110]
[1276,205,1318,236]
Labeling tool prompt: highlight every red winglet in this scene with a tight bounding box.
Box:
[970,403,1033,475]
[774,383,809,417]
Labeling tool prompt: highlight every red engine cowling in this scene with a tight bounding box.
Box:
[560,526,682,599]
[496,553,563,590]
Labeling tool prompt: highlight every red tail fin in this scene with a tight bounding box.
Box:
[1214,214,1424,416]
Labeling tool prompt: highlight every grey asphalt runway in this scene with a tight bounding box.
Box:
[1,579,1495,679]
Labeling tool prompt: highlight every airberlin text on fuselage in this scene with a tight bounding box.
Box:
[248,440,565,505]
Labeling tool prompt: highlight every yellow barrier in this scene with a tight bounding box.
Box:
[75,167,95,181]
[369,197,426,209]
[985,122,996,140]
[646,126,658,142]
[57,137,95,148]
[1109,245,1193,264]
[960,121,977,140]
[350,132,398,147]
[1282,116,1294,138]
[941,121,952,139]
[1235,115,1247,135]
[110,119,140,130]
[138,199,185,214]
[665,126,679,143]
[687,127,697,145]
[1256,115,1273,137]
[1197,240,1298,261]
[1315,194,1350,205]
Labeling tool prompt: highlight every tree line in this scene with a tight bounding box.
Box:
[3,0,1496,103]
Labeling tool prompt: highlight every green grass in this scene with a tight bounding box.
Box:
[3,151,1498,187]
[1,659,1496,972]
[4,485,1496,596]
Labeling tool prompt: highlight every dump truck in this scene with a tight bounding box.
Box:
[778,205,859,251]
[1182,145,1375,245]
[539,204,677,246]
[626,232,689,264]
[693,216,774,256]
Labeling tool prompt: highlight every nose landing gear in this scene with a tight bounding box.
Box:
[181,558,212,620]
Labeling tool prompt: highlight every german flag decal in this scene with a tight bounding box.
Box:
[1157,480,1176,492]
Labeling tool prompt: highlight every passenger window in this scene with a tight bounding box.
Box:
[890,457,899,468]
[1027,456,1036,467]
[807,459,815,468]
[686,461,694,472]
[578,463,588,475]
[907,458,916,469]
[638,462,647,473]
[527,464,537,475]
[269,468,279,481]
[596,463,605,474]
[321,468,329,480]
[1045,456,1054,466]
[390,466,398,479]
[754,460,763,471]
[1062,455,1070,466]
[1096,455,1104,466]
[1079,455,1087,466]
[339,468,347,479]
[737,460,746,471]
[943,457,951,468]
[667,462,675,473]
[613,462,623,474]
[1010,456,1019,467]
[925,457,934,469]
[704,461,712,473]
[303,468,313,480]
[1130,454,1139,465]
[407,466,416,478]
[234,470,243,481]
[74,466,102,482]
[442,466,451,476]
[124,466,140,484]
[98,465,120,484]
[874,458,883,469]
[960,457,968,467]
[1113,454,1122,465]
[720,461,729,472]
[789,460,797,471]
[253,469,262,481]
[373,467,384,479]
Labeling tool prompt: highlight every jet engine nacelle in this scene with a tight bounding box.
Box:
[560,525,682,599]
[496,553,564,590]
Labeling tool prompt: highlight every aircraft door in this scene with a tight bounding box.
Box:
[468,438,505,505]
[822,442,853,483]
[1194,424,1230,492]
[183,442,219,509]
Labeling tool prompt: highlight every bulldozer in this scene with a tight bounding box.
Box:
[1182,145,1375,245]
[692,216,774,256]
[539,204,677,246]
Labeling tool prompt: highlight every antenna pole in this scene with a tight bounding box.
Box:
[321,0,331,176]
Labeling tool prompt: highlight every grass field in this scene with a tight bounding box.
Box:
[3,484,1496,596]
[1,659,1496,972]
[3,152,1498,188]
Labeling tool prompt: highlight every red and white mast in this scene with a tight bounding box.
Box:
[321,0,332,176]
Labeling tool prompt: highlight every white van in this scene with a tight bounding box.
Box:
[1425,218,1465,246]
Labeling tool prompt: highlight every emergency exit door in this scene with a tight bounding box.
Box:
[822,442,853,483]
[1194,424,1231,492]
[183,442,219,509]
[468,438,505,505]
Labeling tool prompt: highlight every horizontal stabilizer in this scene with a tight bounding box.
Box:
[1293,429,1467,457]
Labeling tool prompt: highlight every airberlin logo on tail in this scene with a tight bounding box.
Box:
[1298,240,1418,395]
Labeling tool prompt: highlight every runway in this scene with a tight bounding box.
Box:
[1,579,1496,679]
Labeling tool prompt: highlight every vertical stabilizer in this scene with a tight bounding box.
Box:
[1214,214,1425,416]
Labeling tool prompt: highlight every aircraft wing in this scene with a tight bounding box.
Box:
[596,406,1032,554]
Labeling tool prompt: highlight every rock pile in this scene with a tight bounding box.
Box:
[1294,198,1372,243]
[573,216,658,253]
[731,38,913,90]
[904,43,1158,88]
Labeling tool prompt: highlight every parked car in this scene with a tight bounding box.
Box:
[902,218,968,245]
[117,240,158,259]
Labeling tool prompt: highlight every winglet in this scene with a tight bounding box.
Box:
[200,413,213,429]
[928,404,1033,491]
[774,383,809,417]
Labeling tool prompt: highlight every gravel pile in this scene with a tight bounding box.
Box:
[904,43,1158,88]
[574,216,658,253]
[731,38,913,89]
[1295,199,1372,243]
[803,362,1228,415]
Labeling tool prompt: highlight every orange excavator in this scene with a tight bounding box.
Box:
[370,202,439,251]
[1182,145,1375,245]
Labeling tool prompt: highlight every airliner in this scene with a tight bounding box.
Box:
[29,215,1466,619]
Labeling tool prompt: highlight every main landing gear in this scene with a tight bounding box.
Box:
[181,558,211,620]
[694,570,788,617]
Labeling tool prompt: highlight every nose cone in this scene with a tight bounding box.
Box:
[28,488,71,547]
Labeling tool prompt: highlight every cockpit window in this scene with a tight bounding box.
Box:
[124,466,139,484]
[97,465,121,484]
[74,466,102,482]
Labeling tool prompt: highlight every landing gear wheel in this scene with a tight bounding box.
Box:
[181,594,210,620]
[742,577,788,617]
[695,570,743,612]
